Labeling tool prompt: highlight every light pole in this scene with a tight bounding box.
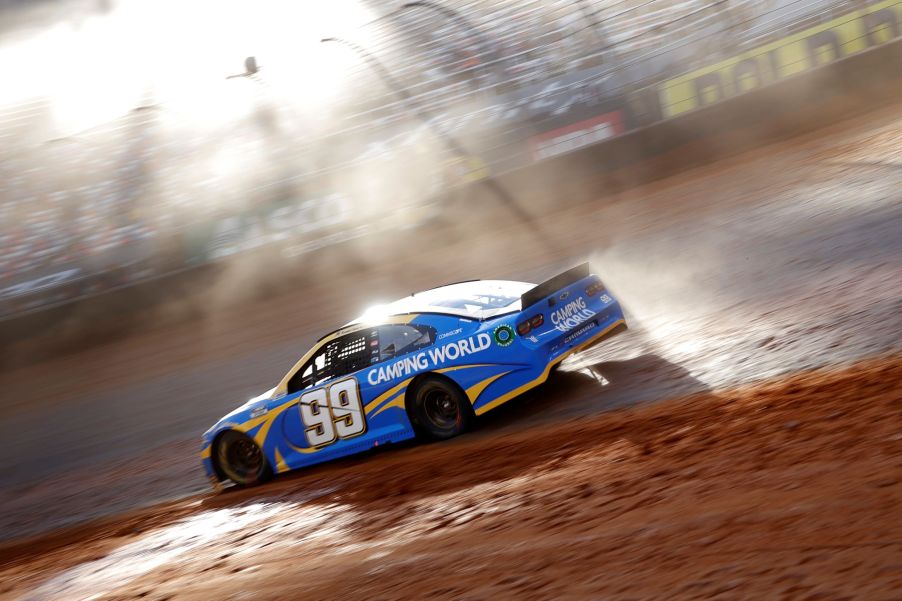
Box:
[320,35,553,248]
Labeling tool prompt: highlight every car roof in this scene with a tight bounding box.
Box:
[351,279,535,324]
[286,279,536,394]
[313,280,535,344]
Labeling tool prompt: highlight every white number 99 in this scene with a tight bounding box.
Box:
[298,378,366,448]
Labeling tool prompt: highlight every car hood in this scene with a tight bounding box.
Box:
[203,386,279,440]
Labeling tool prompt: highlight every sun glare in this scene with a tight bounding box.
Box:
[0,0,377,135]
[358,303,393,325]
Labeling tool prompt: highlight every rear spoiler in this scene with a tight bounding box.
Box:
[521,263,590,310]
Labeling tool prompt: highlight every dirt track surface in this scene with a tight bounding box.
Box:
[2,358,901,600]
[0,100,901,598]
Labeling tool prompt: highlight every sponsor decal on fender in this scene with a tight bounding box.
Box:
[367,333,492,385]
[550,297,596,333]
[493,324,515,347]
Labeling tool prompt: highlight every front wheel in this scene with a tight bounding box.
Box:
[215,430,273,487]
[408,376,473,440]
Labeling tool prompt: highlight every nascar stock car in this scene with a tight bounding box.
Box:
[202,263,627,487]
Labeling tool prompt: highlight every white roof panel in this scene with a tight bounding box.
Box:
[352,280,535,323]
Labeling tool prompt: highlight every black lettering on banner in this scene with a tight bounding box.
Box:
[693,72,725,107]
[732,58,764,94]
[630,85,663,126]
[766,47,783,81]
[806,30,843,67]
[862,8,899,47]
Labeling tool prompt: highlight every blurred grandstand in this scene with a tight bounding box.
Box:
[0,0,876,318]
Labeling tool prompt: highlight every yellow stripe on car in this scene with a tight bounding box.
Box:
[465,371,512,405]
[274,447,290,473]
[436,363,497,374]
[364,378,414,415]
[371,395,407,418]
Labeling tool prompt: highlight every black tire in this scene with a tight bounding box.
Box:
[408,375,473,440]
[215,430,273,487]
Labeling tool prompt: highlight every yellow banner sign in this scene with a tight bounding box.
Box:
[658,0,902,118]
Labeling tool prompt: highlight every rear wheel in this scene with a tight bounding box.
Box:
[408,375,473,440]
[215,430,272,487]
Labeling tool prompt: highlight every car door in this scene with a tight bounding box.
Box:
[278,324,436,466]
[279,330,377,457]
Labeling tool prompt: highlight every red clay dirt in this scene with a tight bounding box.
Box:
[2,357,900,600]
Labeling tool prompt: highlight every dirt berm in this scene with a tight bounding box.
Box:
[2,357,900,600]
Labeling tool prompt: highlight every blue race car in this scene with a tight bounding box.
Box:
[201,263,626,487]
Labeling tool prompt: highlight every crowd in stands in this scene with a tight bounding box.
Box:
[0,136,158,289]
[0,102,281,295]
[344,0,780,115]
[0,0,852,305]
